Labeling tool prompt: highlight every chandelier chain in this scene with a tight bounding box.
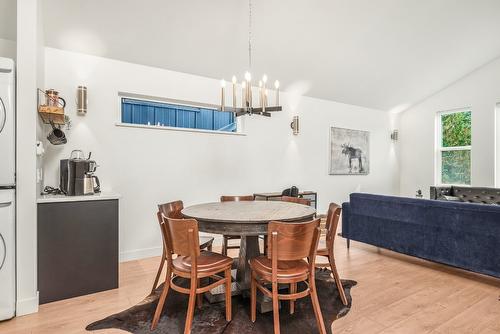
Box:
[248,0,252,71]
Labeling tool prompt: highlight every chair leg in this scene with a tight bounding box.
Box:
[151,248,166,294]
[250,272,257,322]
[184,278,198,334]
[309,274,327,334]
[196,279,203,309]
[264,235,269,255]
[289,282,297,314]
[347,238,350,249]
[222,236,228,256]
[151,267,171,330]
[272,280,281,334]
[328,255,348,306]
[225,267,232,322]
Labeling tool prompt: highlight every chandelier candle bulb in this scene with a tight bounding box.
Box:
[245,71,252,107]
[262,88,266,113]
[232,76,237,108]
[220,79,226,111]
[241,81,247,107]
[274,80,280,106]
[248,84,252,108]
[246,84,249,107]
[258,80,263,107]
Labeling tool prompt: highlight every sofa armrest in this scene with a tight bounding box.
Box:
[430,186,452,200]
[341,202,351,238]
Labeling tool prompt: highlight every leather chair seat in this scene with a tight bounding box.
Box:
[173,251,233,274]
[249,256,309,282]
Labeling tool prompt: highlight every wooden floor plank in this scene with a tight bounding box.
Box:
[379,285,490,333]
[434,293,500,334]
[0,239,499,334]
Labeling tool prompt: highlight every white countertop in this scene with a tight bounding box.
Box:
[37,192,121,204]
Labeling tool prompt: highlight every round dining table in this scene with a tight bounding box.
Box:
[181,201,316,292]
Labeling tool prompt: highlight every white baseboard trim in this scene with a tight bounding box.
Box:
[119,246,163,262]
[16,292,39,316]
[119,235,224,263]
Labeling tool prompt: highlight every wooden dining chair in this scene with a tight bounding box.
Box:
[220,195,255,256]
[151,216,233,332]
[315,203,347,305]
[249,218,326,334]
[281,195,311,206]
[151,201,215,294]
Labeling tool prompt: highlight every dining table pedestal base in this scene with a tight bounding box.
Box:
[236,235,261,290]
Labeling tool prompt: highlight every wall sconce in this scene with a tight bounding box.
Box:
[391,129,399,141]
[290,116,299,135]
[76,86,88,115]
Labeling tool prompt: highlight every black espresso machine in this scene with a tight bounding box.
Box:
[60,150,100,196]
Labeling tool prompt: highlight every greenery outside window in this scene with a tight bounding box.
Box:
[436,109,471,185]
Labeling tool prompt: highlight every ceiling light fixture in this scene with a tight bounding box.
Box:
[219,0,282,117]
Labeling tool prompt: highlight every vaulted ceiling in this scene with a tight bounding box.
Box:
[42,0,500,112]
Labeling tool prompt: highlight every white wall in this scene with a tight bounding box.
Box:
[42,47,399,261]
[0,0,16,60]
[0,0,16,59]
[16,0,43,316]
[400,57,500,198]
[0,38,16,59]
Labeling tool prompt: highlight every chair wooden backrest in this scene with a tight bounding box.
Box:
[281,196,311,206]
[267,219,321,262]
[325,203,342,251]
[158,200,184,219]
[220,195,255,202]
[163,217,201,258]
[156,201,184,254]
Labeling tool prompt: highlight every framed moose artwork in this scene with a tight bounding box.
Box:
[329,127,370,175]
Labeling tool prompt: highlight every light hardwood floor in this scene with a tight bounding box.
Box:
[1,239,499,334]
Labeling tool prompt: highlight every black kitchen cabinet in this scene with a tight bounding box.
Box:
[37,198,119,304]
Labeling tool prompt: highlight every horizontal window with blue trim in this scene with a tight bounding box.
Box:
[121,98,236,132]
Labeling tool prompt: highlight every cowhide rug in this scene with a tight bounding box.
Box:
[86,268,356,334]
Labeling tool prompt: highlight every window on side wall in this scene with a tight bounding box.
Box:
[120,98,236,132]
[436,109,471,185]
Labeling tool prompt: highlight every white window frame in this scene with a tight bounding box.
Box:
[435,108,472,186]
[115,92,246,136]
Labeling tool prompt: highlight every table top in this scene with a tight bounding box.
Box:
[182,201,316,224]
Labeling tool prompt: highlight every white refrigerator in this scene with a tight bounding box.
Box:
[0,57,16,320]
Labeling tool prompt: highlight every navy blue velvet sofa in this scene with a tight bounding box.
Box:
[342,193,500,278]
